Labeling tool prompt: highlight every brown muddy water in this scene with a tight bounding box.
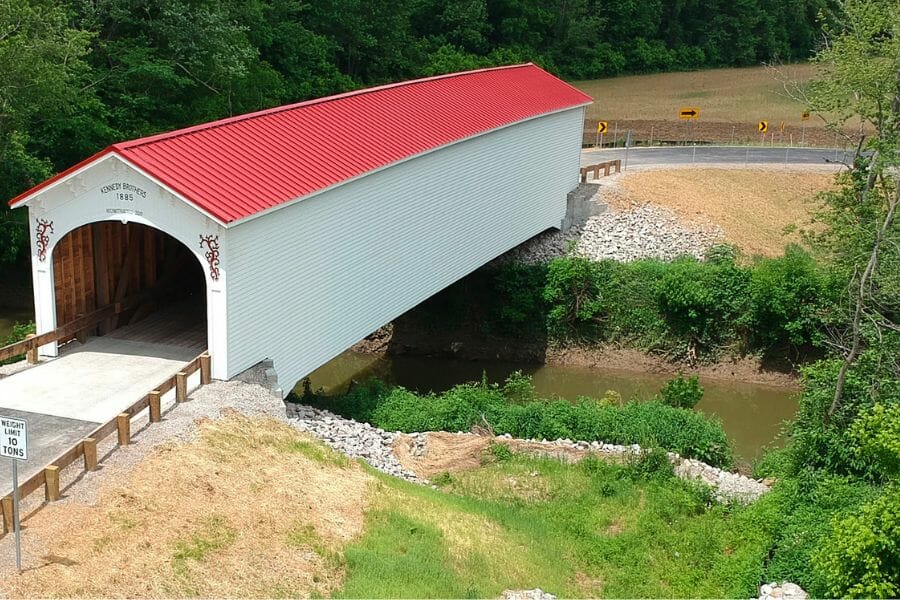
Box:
[302,350,800,466]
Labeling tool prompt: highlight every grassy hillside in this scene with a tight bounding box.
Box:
[3,414,778,598]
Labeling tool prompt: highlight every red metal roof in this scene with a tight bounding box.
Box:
[10,64,591,224]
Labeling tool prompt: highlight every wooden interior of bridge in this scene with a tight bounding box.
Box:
[52,222,205,343]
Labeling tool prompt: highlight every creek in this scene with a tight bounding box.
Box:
[302,350,800,467]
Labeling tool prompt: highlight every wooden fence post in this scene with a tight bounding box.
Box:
[25,333,38,364]
[149,391,161,423]
[83,438,98,471]
[1,497,12,534]
[117,413,130,446]
[199,353,211,385]
[176,372,188,403]
[45,465,60,501]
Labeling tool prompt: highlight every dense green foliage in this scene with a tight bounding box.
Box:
[0,0,832,264]
[0,320,35,366]
[812,486,900,598]
[752,3,900,594]
[659,373,704,409]
[299,373,732,467]
[758,474,878,596]
[466,246,838,360]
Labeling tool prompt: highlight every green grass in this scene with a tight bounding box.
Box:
[172,515,236,577]
[335,454,781,598]
[284,438,351,467]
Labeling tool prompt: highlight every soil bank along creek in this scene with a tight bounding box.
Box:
[302,350,800,467]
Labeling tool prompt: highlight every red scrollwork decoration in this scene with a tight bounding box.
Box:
[199,234,221,281]
[35,219,54,262]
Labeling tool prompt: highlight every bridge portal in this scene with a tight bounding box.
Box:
[52,222,206,349]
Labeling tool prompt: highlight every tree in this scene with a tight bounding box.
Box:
[0,0,94,263]
[800,0,900,419]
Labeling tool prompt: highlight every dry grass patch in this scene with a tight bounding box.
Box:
[2,413,372,598]
[393,432,491,478]
[611,168,835,257]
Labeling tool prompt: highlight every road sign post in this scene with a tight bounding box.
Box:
[758,121,768,146]
[624,130,631,170]
[595,121,608,148]
[801,110,810,146]
[1,415,28,571]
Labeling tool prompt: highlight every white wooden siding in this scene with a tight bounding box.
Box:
[226,107,584,390]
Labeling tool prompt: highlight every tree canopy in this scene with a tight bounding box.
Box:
[0,0,832,263]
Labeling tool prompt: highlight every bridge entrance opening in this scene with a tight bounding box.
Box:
[51,222,207,351]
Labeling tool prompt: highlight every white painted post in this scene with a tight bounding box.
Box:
[30,235,58,359]
[613,122,618,148]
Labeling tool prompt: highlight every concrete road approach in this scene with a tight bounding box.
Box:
[581,145,850,167]
[0,337,198,496]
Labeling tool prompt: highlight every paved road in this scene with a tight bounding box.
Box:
[0,337,197,496]
[581,145,851,167]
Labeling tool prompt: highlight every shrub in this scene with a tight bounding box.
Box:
[657,258,751,356]
[487,442,513,462]
[791,337,900,479]
[629,447,674,481]
[0,320,35,366]
[543,257,608,337]
[312,373,733,467]
[749,246,832,350]
[659,373,704,409]
[763,474,878,595]
[490,263,548,338]
[850,403,900,481]
[812,487,900,598]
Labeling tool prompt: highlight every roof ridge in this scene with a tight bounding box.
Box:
[115,63,539,152]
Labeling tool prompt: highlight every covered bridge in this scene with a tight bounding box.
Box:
[8,63,591,394]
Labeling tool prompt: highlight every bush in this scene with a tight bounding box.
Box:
[660,373,704,409]
[850,403,900,481]
[407,255,836,362]
[311,373,733,467]
[490,263,547,338]
[763,474,878,595]
[543,257,608,338]
[629,446,675,481]
[749,246,834,350]
[812,487,900,598]
[657,257,751,356]
[791,336,900,479]
[0,320,35,366]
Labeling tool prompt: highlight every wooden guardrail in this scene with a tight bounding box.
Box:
[0,351,211,534]
[0,299,142,364]
[580,159,621,182]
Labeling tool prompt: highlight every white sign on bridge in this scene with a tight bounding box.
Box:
[0,416,27,461]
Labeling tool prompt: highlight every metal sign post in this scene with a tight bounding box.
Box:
[596,121,608,149]
[1,415,28,571]
[624,130,631,170]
